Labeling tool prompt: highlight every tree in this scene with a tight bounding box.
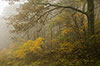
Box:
[87,0,95,36]
[36,0,95,37]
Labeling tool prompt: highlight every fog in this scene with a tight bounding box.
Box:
[0,1,22,49]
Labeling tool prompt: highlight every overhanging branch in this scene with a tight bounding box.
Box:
[37,3,88,16]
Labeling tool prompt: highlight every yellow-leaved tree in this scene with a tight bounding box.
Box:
[15,37,45,59]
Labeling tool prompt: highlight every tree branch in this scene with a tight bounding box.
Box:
[37,3,88,16]
[20,7,59,32]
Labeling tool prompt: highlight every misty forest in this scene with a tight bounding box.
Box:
[0,0,100,66]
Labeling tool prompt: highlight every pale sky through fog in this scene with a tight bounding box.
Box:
[0,1,10,49]
[0,0,26,49]
[0,0,9,16]
[0,0,17,49]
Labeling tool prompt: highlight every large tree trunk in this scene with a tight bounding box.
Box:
[87,0,95,37]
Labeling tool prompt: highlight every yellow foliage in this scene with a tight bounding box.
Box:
[52,16,66,23]
[74,13,82,18]
[51,39,57,43]
[61,27,73,36]
[15,37,45,58]
[50,12,69,24]
[16,49,25,58]
[60,42,74,53]
[74,40,83,48]
[35,5,44,11]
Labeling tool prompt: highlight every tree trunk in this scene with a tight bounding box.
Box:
[50,28,53,46]
[87,0,95,37]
